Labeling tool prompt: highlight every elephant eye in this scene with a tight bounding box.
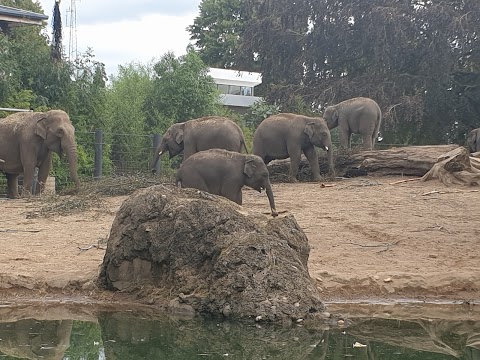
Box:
[56,128,64,136]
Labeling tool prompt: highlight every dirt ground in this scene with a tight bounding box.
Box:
[0,175,479,304]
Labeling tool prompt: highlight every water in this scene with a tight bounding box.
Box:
[0,302,478,359]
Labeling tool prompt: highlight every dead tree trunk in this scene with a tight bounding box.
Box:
[421,147,480,186]
[268,145,461,182]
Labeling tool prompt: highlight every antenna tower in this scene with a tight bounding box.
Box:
[65,0,78,61]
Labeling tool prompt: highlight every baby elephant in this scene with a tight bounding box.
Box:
[176,149,278,217]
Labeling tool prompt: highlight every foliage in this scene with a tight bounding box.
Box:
[239,0,480,145]
[243,98,280,128]
[188,0,257,70]
[145,49,224,130]
[63,321,103,360]
[103,62,153,174]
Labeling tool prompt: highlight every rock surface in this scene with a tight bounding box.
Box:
[99,185,324,322]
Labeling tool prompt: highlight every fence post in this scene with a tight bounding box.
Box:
[94,130,103,179]
[152,133,162,175]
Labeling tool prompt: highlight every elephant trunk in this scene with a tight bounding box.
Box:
[265,181,278,217]
[151,142,167,173]
[62,138,80,189]
[327,144,334,174]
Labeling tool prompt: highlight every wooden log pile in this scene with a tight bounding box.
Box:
[268,144,465,182]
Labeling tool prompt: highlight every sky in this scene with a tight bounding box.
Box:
[36,0,203,76]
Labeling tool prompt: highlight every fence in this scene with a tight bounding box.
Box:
[0,130,164,196]
[0,129,407,196]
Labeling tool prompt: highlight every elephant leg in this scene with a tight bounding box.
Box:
[220,183,242,205]
[338,129,351,150]
[36,153,53,194]
[21,164,36,197]
[6,173,20,199]
[287,145,301,182]
[231,190,243,205]
[183,144,196,162]
[303,146,321,181]
[362,133,373,150]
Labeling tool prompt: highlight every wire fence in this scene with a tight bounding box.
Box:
[0,129,407,196]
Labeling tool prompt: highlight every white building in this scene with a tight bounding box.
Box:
[208,68,262,113]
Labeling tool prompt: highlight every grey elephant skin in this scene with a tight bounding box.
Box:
[0,110,80,198]
[323,97,382,150]
[151,116,248,172]
[466,128,480,153]
[253,113,334,182]
[176,149,278,216]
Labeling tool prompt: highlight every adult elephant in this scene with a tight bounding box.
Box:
[466,128,480,154]
[176,149,278,217]
[0,110,80,198]
[323,97,382,150]
[253,113,333,182]
[151,116,248,172]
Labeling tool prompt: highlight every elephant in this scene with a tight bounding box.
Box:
[252,113,334,182]
[466,128,480,154]
[0,110,80,198]
[323,97,382,150]
[151,116,248,172]
[176,149,278,217]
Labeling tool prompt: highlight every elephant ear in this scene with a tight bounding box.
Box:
[304,122,315,139]
[324,107,339,129]
[34,114,48,139]
[175,129,184,144]
[244,158,256,177]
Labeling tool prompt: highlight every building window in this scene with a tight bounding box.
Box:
[217,84,254,96]
[241,86,253,96]
[217,84,229,94]
[229,85,241,95]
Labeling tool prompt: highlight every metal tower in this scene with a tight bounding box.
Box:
[65,0,78,61]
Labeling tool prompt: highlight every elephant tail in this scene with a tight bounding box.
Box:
[175,171,183,188]
[241,139,249,154]
[372,109,382,146]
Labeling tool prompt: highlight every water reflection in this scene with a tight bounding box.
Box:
[0,319,72,360]
[0,303,478,359]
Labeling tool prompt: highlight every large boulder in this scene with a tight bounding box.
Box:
[99,185,325,322]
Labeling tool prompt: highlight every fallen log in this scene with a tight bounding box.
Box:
[268,145,460,182]
[421,146,480,186]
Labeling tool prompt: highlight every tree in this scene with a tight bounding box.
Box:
[144,49,225,132]
[103,62,153,174]
[239,0,480,145]
[188,0,256,70]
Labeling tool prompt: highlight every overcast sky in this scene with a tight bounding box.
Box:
[36,0,202,76]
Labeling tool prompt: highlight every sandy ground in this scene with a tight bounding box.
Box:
[0,175,479,303]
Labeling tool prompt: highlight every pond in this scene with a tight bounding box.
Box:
[0,301,478,359]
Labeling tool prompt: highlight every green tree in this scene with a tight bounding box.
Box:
[188,0,256,70]
[103,62,154,174]
[239,0,480,145]
[145,49,224,131]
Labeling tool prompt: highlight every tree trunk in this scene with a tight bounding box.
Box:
[268,145,461,182]
[421,146,480,186]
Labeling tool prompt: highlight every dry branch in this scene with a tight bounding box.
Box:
[389,178,422,185]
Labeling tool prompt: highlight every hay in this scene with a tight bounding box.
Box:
[25,174,176,218]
